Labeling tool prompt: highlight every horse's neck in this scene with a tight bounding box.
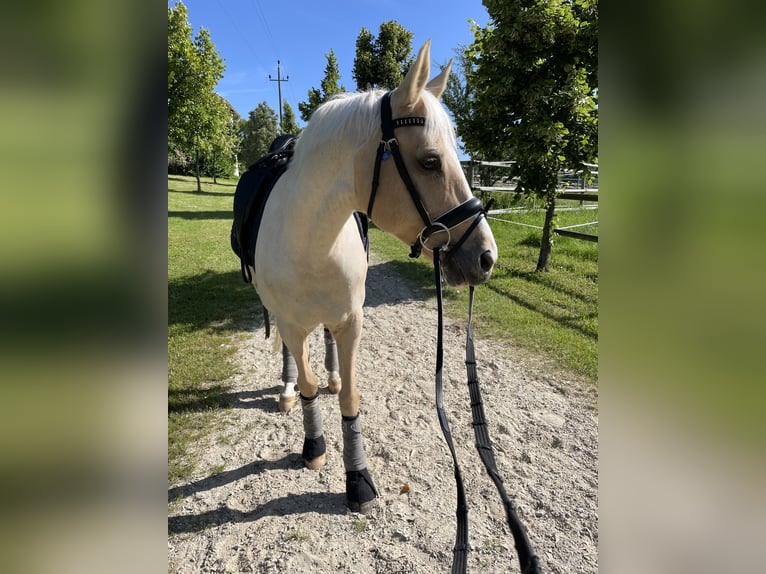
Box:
[278,136,364,255]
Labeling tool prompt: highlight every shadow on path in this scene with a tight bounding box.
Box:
[169,489,347,534]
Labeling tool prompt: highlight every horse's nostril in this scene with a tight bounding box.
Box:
[480,250,495,273]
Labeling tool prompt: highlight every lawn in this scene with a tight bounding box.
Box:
[168,175,262,482]
[368,201,598,380]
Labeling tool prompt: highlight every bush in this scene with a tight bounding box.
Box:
[168,147,192,175]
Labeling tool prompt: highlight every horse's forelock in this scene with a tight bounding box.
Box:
[419,91,459,153]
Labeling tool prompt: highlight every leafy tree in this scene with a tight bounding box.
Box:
[441,49,508,193]
[168,1,226,192]
[240,102,278,167]
[298,49,345,122]
[467,0,598,271]
[168,1,195,142]
[352,21,414,90]
[280,101,300,135]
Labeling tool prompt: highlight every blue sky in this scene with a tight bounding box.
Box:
[178,0,490,124]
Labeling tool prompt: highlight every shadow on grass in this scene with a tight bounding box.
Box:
[169,269,263,332]
[493,264,598,306]
[168,210,232,220]
[168,384,232,413]
[168,490,347,533]
[168,176,237,187]
[485,279,598,341]
[168,383,285,414]
[168,187,233,198]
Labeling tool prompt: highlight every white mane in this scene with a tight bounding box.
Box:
[293,88,458,164]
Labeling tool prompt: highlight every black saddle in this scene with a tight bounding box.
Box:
[231,135,297,283]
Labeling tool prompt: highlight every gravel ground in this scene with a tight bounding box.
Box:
[168,252,598,573]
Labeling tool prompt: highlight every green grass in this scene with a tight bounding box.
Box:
[168,174,262,483]
[284,526,309,542]
[368,204,598,381]
[352,517,368,533]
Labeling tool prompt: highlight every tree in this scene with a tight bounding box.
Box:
[441,49,509,194]
[467,0,598,271]
[280,101,300,135]
[239,102,278,167]
[168,1,195,143]
[352,21,414,90]
[298,49,345,122]
[206,95,242,182]
[168,1,226,192]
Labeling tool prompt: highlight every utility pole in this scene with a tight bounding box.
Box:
[269,60,289,133]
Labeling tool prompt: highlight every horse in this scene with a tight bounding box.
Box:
[277,327,341,412]
[248,40,497,514]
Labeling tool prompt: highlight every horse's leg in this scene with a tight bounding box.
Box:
[278,322,326,470]
[332,311,378,514]
[323,327,341,394]
[279,342,298,413]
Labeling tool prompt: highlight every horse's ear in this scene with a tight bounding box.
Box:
[426,58,452,100]
[392,40,432,110]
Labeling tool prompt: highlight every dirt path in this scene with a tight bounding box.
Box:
[168,252,598,573]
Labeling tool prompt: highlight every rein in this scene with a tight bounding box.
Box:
[368,91,541,573]
[433,250,542,574]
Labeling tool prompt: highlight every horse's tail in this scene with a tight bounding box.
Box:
[261,305,281,351]
[271,324,282,354]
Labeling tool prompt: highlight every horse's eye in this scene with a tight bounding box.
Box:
[421,155,441,171]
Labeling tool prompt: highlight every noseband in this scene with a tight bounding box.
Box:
[367,92,488,259]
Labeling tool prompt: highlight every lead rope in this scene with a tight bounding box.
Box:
[433,248,469,573]
[466,287,542,574]
[433,249,542,574]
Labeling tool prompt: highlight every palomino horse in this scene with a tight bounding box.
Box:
[250,41,497,513]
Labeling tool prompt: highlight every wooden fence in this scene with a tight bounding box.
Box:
[462,160,599,243]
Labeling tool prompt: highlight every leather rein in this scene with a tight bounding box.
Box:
[367,92,542,574]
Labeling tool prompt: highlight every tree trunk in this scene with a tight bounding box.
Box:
[212,150,218,184]
[536,194,556,272]
[195,149,202,193]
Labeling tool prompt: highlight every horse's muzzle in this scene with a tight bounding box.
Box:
[442,246,496,287]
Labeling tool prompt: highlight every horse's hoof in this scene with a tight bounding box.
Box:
[327,372,342,394]
[345,468,378,514]
[302,435,327,470]
[304,453,326,470]
[347,498,376,515]
[279,394,297,413]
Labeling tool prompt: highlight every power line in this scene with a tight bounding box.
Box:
[251,0,276,51]
[215,0,266,71]
[269,60,289,132]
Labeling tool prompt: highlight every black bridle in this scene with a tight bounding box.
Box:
[368,92,542,574]
[367,92,486,259]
